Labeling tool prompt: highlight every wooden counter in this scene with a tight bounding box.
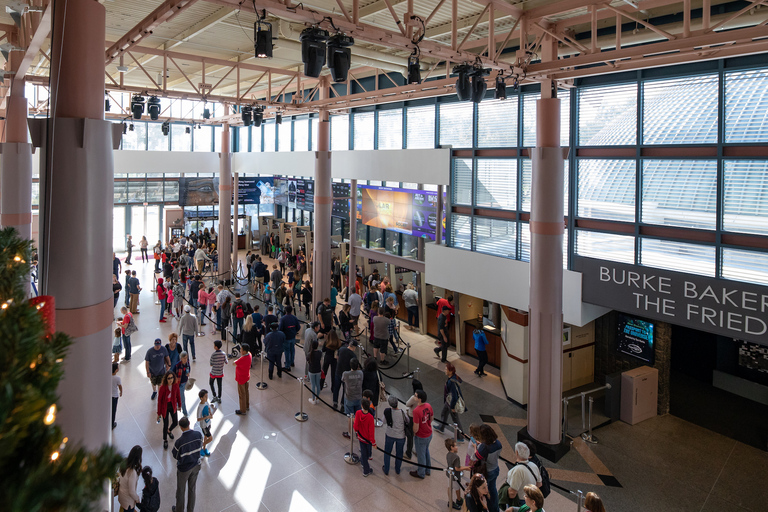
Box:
[463,319,502,368]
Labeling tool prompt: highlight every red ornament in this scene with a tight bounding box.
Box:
[29,295,56,335]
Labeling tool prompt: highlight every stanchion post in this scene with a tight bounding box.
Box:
[453,423,458,443]
[580,392,586,432]
[295,376,308,422]
[414,367,420,382]
[576,490,584,512]
[562,397,570,441]
[344,414,359,465]
[255,353,268,390]
[581,396,598,444]
[446,468,454,511]
[403,343,412,378]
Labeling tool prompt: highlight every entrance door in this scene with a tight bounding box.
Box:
[113,207,126,252]
[131,205,161,246]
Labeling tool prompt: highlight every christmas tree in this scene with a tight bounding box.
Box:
[0,227,121,511]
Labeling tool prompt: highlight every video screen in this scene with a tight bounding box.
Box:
[179,177,220,206]
[238,177,274,205]
[617,314,655,364]
[360,187,414,234]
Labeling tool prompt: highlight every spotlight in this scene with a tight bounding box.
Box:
[327,33,354,83]
[129,123,135,132]
[242,105,253,126]
[300,26,329,78]
[254,19,273,58]
[185,126,191,134]
[471,73,487,103]
[454,65,472,102]
[408,52,421,85]
[275,113,282,125]
[161,121,170,136]
[147,96,161,121]
[254,108,264,127]
[202,107,211,120]
[495,76,506,100]
[122,123,127,134]
[130,95,145,119]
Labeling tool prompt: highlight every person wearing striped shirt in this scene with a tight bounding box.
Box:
[208,340,228,404]
[171,417,203,512]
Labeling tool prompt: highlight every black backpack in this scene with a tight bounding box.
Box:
[531,456,551,498]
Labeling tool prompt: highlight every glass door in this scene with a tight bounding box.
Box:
[113,207,126,252]
[146,206,160,245]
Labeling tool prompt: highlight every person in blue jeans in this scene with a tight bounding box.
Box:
[474,423,502,510]
[382,396,407,475]
[230,293,247,341]
[279,305,301,370]
[410,389,434,479]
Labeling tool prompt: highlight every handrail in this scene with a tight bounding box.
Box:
[564,383,611,402]
[562,383,612,442]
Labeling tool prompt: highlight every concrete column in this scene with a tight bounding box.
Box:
[41,0,113,452]
[347,179,357,300]
[312,109,332,312]
[526,96,565,448]
[233,170,239,269]
[218,124,232,282]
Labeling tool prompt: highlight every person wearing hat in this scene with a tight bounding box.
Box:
[263,322,285,380]
[145,338,171,400]
[382,395,408,475]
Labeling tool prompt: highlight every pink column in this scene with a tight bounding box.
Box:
[347,179,357,299]
[42,0,113,451]
[312,109,332,315]
[219,124,232,282]
[526,96,566,449]
[233,170,239,268]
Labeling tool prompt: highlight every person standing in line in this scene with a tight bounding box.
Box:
[404,379,423,460]
[474,329,489,376]
[194,245,210,275]
[504,443,542,508]
[434,306,451,363]
[140,236,149,263]
[117,445,142,512]
[338,304,352,342]
[234,344,252,415]
[409,389,434,479]
[474,424,503,510]
[584,492,605,512]
[515,485,545,512]
[333,339,357,411]
[241,315,262,359]
[125,235,134,265]
[354,397,376,477]
[196,389,216,457]
[434,362,465,442]
[263,322,285,380]
[301,280,312,317]
[113,252,122,280]
[306,339,322,404]
[145,339,171,400]
[435,295,455,324]
[124,269,132,308]
[173,352,192,417]
[166,333,183,370]
[157,371,181,450]
[214,284,233,332]
[113,274,122,310]
[166,280,175,319]
[111,362,122,430]
[382,395,407,475]
[402,283,419,330]
[117,306,134,361]
[464,473,495,512]
[219,296,232,344]
[372,307,390,364]
[341,358,364,438]
[208,340,228,404]
[348,289,362,332]
[138,466,161,512]
[178,305,198,362]
[128,271,141,315]
[230,293,247,342]
[173,279,185,319]
[157,277,168,323]
[279,305,302,371]
[171,417,203,512]
[112,327,123,364]
[445,438,471,510]
[154,241,163,273]
[319,328,340,391]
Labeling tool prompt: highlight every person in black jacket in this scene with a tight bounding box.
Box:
[263,322,285,380]
[333,341,357,410]
[137,466,160,512]
[362,358,381,410]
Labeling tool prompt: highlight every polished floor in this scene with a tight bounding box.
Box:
[109,251,768,512]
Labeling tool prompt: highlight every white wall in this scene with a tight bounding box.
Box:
[114,150,220,174]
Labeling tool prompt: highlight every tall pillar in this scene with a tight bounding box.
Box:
[233,170,239,268]
[312,109,331,313]
[524,94,566,453]
[219,124,232,283]
[41,0,113,451]
[347,179,357,300]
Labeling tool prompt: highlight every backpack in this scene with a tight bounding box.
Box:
[235,303,245,319]
[124,313,138,336]
[532,456,551,498]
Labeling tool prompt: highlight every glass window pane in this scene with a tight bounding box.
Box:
[148,123,168,151]
[642,160,717,229]
[146,182,163,202]
[724,160,768,235]
[474,218,516,258]
[385,230,399,255]
[450,214,471,249]
[522,90,570,147]
[171,124,191,151]
[356,219,366,247]
[578,83,637,145]
[194,126,212,152]
[294,117,309,151]
[577,159,635,222]
[476,159,516,210]
[477,97,518,148]
[353,112,374,150]
[214,125,223,152]
[377,109,403,150]
[722,248,768,286]
[278,120,292,151]
[127,181,146,203]
[165,181,179,202]
[406,105,435,149]
[32,182,39,207]
[402,233,419,259]
[575,230,635,264]
[438,102,473,148]
[452,158,472,206]
[237,126,249,151]
[311,117,319,150]
[725,68,768,143]
[122,122,147,151]
[520,222,530,262]
[251,125,262,152]
[114,182,127,203]
[640,238,716,276]
[331,114,350,151]
[368,227,384,248]
[264,122,276,152]
[643,75,718,144]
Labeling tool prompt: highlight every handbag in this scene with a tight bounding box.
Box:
[454,382,466,414]
[378,380,387,404]
[124,314,138,336]
[185,377,196,391]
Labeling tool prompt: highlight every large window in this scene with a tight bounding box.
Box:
[353,112,374,150]
[439,102,473,148]
[377,109,403,149]
[477,98,518,148]
[406,105,435,149]
[147,123,168,151]
[722,247,768,285]
[575,230,635,264]
[294,117,309,151]
[641,160,717,229]
[577,159,635,222]
[251,125,262,152]
[264,122,276,152]
[474,218,516,259]
[278,120,292,151]
[640,238,716,277]
[452,158,472,206]
[475,159,516,210]
[450,214,471,250]
[643,75,718,144]
[194,126,212,152]
[578,83,637,146]
[725,68,768,143]
[331,114,350,151]
[171,124,191,151]
[723,160,768,235]
[522,90,570,147]
[122,122,147,151]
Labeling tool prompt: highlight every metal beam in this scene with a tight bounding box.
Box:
[11,1,52,89]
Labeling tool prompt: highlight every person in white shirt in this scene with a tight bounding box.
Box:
[194,247,211,274]
[347,291,362,332]
[196,389,216,457]
[506,442,542,507]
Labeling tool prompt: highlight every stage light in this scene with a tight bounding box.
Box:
[161,121,170,136]
[254,20,273,58]
[202,107,211,120]
[242,106,253,126]
[494,76,506,100]
[147,96,161,120]
[129,123,134,132]
[327,33,354,83]
[105,91,111,112]
[454,65,472,102]
[254,108,263,127]
[471,74,487,103]
[185,126,191,134]
[300,26,329,78]
[408,52,421,85]
[122,123,127,134]
[130,95,145,119]
[275,113,282,125]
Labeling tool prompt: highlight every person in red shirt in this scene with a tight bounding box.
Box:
[234,344,252,415]
[116,306,134,361]
[156,371,181,449]
[157,277,168,323]
[435,295,455,323]
[410,389,434,479]
[354,397,376,477]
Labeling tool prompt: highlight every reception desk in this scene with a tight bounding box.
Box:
[463,319,503,368]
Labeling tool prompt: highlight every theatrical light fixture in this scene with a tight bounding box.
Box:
[185,126,191,134]
[254,108,264,128]
[105,93,111,113]
[275,113,282,125]
[147,96,161,121]
[202,107,211,120]
[300,26,329,78]
[122,123,127,134]
[495,76,507,100]
[161,121,170,136]
[454,65,472,102]
[408,51,421,85]
[129,124,135,132]
[242,105,253,126]
[130,95,145,119]
[254,18,273,59]
[471,73,488,103]
[326,33,354,83]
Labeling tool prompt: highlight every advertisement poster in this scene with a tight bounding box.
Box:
[357,185,442,240]
[178,177,220,206]
[617,314,655,364]
[238,177,274,205]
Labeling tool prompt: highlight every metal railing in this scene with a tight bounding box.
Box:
[562,384,611,444]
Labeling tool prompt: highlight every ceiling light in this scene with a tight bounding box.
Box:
[185,126,191,134]
[454,65,472,102]
[242,105,253,126]
[254,108,263,128]
[105,91,111,112]
[161,121,170,136]
[122,123,127,134]
[275,113,282,125]
[327,33,354,83]
[408,51,421,85]
[130,95,145,119]
[117,65,129,73]
[254,20,273,59]
[471,73,487,103]
[495,76,506,100]
[202,107,211,120]
[129,123,135,132]
[300,27,329,78]
[147,96,161,121]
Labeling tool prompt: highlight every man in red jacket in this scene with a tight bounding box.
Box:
[354,397,376,477]
[234,344,252,415]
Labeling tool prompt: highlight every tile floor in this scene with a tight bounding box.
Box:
[109,251,768,512]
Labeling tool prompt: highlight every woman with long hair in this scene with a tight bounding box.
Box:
[464,473,494,512]
[319,328,341,391]
[474,424,502,510]
[584,492,605,512]
[117,445,143,511]
[242,314,262,357]
[338,304,352,342]
[156,371,181,450]
[140,236,149,262]
[220,295,232,343]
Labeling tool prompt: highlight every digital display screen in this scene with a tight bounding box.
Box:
[617,314,655,364]
[357,185,441,240]
[178,177,220,206]
[238,177,274,205]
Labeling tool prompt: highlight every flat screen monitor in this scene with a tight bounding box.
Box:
[617,313,655,364]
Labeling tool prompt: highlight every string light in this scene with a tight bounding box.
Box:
[43,404,56,425]
[14,256,21,261]
[51,451,59,461]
